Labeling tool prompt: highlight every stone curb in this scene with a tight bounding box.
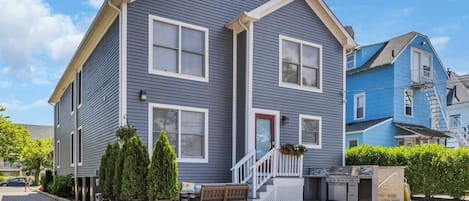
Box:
[37,190,71,201]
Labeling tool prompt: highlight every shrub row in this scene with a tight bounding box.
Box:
[48,174,73,198]
[346,145,469,199]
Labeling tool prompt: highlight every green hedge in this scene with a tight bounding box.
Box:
[346,145,469,199]
[48,174,73,198]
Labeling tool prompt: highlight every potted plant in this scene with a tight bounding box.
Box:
[279,143,307,156]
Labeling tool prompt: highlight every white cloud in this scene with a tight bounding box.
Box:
[86,0,103,9]
[0,99,49,111]
[0,0,84,82]
[0,81,12,88]
[430,36,450,51]
[393,7,413,17]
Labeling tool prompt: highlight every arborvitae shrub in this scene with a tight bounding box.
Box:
[147,131,179,201]
[99,144,110,197]
[120,136,149,201]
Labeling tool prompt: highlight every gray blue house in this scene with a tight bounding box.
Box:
[345,32,451,148]
[48,0,355,200]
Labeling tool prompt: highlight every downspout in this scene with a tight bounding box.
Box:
[73,73,78,201]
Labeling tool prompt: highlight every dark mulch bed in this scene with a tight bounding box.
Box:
[412,196,468,201]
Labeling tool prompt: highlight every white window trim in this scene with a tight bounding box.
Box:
[148,15,209,82]
[348,138,358,148]
[346,53,356,69]
[56,140,60,168]
[299,114,322,149]
[404,88,413,117]
[70,81,74,116]
[148,103,209,163]
[77,127,83,166]
[278,35,323,93]
[70,131,74,167]
[354,92,365,120]
[77,71,82,109]
[410,47,433,80]
[56,102,60,128]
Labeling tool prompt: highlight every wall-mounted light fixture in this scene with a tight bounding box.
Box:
[139,90,147,101]
[281,115,290,125]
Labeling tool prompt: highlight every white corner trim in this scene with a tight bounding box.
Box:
[342,48,346,166]
[353,92,365,120]
[147,15,209,83]
[56,140,60,169]
[148,103,209,163]
[298,114,322,149]
[119,2,128,126]
[231,32,238,166]
[245,22,255,154]
[251,108,281,149]
[247,0,295,19]
[278,35,323,93]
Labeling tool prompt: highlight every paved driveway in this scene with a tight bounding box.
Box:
[0,186,53,201]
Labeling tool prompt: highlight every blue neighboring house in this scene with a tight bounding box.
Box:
[48,0,356,200]
[345,32,451,148]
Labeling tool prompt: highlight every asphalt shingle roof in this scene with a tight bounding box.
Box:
[346,117,392,133]
[394,123,448,138]
[19,124,53,140]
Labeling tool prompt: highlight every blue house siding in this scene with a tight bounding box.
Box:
[76,20,120,177]
[125,0,267,183]
[392,35,447,129]
[354,43,385,68]
[345,133,363,148]
[251,0,344,169]
[363,120,395,147]
[346,66,394,123]
[55,85,74,176]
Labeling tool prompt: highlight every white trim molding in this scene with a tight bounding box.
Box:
[353,92,365,120]
[77,126,83,166]
[148,15,209,82]
[119,2,128,126]
[278,35,323,93]
[250,108,281,151]
[148,103,209,163]
[299,114,322,149]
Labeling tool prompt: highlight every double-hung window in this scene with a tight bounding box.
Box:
[354,92,365,120]
[56,140,60,168]
[149,15,209,82]
[150,103,208,163]
[347,53,356,69]
[78,127,82,165]
[299,115,322,149]
[70,132,74,167]
[404,89,413,116]
[348,139,358,148]
[280,35,322,92]
[450,114,461,129]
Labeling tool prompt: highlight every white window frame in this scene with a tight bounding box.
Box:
[148,103,209,163]
[354,92,366,120]
[449,114,461,129]
[298,114,322,149]
[70,131,74,167]
[77,71,82,109]
[348,138,358,148]
[77,126,83,166]
[404,88,413,117]
[279,35,323,93]
[411,47,433,82]
[56,140,60,168]
[148,15,209,82]
[346,53,356,69]
[70,81,74,115]
[56,102,60,128]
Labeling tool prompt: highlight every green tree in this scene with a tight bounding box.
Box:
[99,144,110,198]
[0,106,31,161]
[121,136,149,200]
[22,138,53,185]
[113,142,125,200]
[101,142,120,199]
[147,131,179,201]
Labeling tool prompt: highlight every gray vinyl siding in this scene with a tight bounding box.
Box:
[236,31,247,162]
[77,20,120,177]
[251,0,345,172]
[55,85,74,176]
[126,1,267,183]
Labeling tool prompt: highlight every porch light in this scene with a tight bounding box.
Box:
[139,90,147,101]
[281,115,290,125]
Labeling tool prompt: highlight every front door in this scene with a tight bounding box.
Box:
[255,114,275,159]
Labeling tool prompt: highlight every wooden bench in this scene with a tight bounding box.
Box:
[182,183,249,201]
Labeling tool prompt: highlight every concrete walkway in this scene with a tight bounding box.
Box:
[0,187,53,201]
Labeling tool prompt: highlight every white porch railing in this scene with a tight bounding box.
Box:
[230,148,303,199]
[231,149,256,184]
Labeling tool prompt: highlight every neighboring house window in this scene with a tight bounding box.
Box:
[279,35,322,92]
[299,114,322,149]
[78,127,82,165]
[78,71,82,107]
[354,93,365,120]
[56,102,60,127]
[404,89,413,116]
[396,139,404,146]
[348,139,358,148]
[346,53,355,69]
[70,132,74,166]
[56,140,60,168]
[150,103,208,163]
[149,15,209,82]
[71,81,74,114]
[450,114,461,129]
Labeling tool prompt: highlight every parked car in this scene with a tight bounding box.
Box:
[0,177,32,187]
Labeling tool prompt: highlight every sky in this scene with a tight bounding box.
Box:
[0,0,468,126]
